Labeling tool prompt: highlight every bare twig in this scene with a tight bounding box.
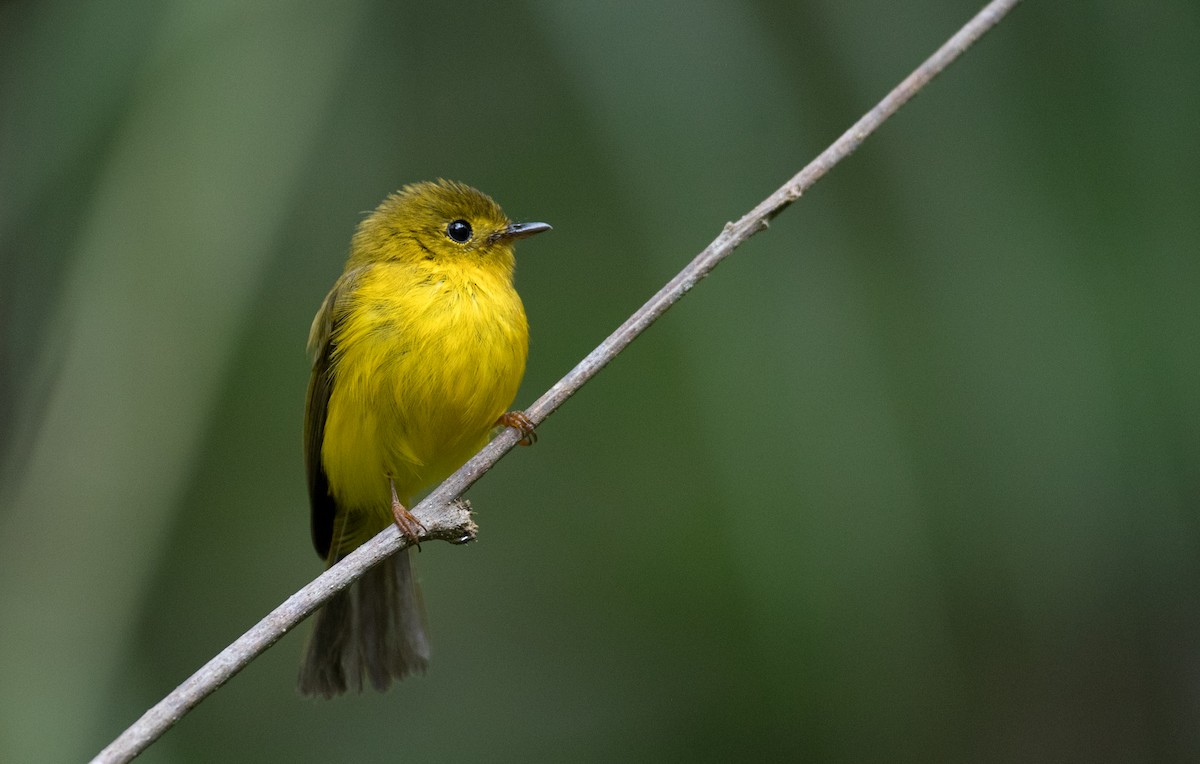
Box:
[91,1,1022,761]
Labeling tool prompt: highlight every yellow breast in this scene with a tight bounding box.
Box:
[320,261,528,513]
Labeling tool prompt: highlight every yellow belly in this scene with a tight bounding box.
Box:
[320,263,527,542]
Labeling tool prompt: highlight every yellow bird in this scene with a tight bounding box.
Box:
[298,180,550,697]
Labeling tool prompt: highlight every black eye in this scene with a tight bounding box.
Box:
[446,219,472,243]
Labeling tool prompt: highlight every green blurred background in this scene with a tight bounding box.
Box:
[2,0,1198,761]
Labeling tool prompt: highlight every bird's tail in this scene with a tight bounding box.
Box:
[297,549,430,698]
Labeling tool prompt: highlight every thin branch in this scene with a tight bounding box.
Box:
[91,1,1022,761]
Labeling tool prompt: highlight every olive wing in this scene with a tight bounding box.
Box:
[304,272,356,561]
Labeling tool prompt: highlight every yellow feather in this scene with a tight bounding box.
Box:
[321,255,528,523]
[298,180,548,696]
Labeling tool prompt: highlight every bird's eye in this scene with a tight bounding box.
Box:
[446,219,473,243]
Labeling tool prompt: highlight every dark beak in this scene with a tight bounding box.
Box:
[493,221,552,242]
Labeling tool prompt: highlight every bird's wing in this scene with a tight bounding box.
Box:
[304,269,358,562]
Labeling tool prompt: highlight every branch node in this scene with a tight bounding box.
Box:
[447,499,478,544]
[412,498,477,545]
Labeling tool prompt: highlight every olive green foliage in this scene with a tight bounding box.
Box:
[2,1,1198,761]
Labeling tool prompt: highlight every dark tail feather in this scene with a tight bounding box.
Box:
[297,549,431,698]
